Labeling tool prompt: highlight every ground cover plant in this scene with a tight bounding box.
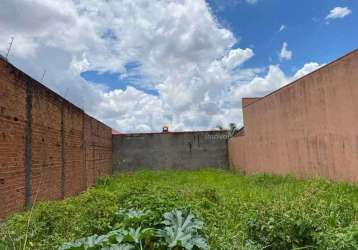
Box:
[59,209,208,250]
[1,168,358,249]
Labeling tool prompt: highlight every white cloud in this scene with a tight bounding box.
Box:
[221,48,254,70]
[279,24,286,32]
[96,87,165,132]
[231,65,287,99]
[246,0,257,4]
[230,62,323,106]
[279,42,293,61]
[0,0,321,132]
[293,62,323,79]
[326,7,352,20]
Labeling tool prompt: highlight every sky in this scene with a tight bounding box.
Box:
[0,0,357,132]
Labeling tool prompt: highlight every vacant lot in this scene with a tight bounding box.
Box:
[1,169,358,249]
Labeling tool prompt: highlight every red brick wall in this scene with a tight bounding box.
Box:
[0,60,27,218]
[84,115,112,187]
[30,82,62,204]
[0,58,113,219]
[63,105,86,197]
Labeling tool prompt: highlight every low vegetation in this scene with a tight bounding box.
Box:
[59,209,208,250]
[1,169,358,249]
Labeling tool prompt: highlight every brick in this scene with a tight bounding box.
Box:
[0,57,112,219]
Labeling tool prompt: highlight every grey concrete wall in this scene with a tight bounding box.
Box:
[113,131,229,171]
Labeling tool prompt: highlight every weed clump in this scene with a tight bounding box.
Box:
[1,169,358,249]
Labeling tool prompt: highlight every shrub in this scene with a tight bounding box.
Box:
[314,225,358,250]
[60,209,208,250]
[246,202,319,249]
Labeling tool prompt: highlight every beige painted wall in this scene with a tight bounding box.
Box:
[229,49,358,182]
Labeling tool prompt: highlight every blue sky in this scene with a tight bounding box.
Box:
[81,0,357,94]
[208,0,357,74]
[1,0,356,132]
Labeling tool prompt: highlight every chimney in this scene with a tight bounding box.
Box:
[162,126,169,133]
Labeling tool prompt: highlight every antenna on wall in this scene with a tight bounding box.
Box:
[5,37,14,60]
[41,69,47,82]
[63,87,69,99]
[80,98,86,112]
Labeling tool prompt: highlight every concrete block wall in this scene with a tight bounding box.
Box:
[0,58,112,219]
[229,49,358,182]
[113,131,229,171]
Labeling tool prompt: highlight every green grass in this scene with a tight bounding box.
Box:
[1,168,358,249]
